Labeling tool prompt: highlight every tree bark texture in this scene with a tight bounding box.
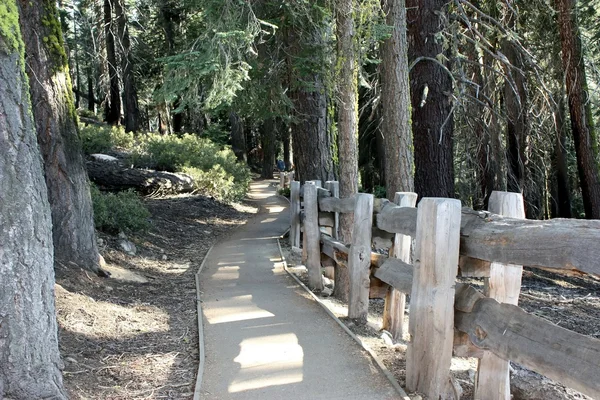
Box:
[336,0,359,243]
[287,25,335,183]
[555,0,600,219]
[104,0,121,124]
[552,93,573,218]
[503,39,527,194]
[0,8,67,397]
[230,111,247,162]
[261,118,276,179]
[115,0,140,132]
[381,0,414,198]
[19,0,101,273]
[407,0,455,199]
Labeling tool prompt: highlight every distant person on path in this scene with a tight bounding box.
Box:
[277,159,285,172]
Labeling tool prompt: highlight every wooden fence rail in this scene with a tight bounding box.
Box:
[288,179,600,400]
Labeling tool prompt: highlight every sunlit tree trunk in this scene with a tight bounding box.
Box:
[381,0,414,198]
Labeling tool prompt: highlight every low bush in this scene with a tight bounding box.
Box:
[133,134,251,202]
[90,185,150,234]
[278,187,290,198]
[79,124,135,154]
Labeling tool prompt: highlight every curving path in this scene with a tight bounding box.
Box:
[198,179,401,399]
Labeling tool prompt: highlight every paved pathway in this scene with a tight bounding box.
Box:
[199,179,401,399]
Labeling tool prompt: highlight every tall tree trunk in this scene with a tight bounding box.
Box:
[381,0,414,199]
[230,111,247,162]
[87,66,96,112]
[336,0,359,241]
[115,0,140,132]
[552,92,573,218]
[0,4,67,397]
[555,0,600,219]
[261,118,276,179]
[287,25,335,183]
[19,0,101,274]
[104,0,120,124]
[502,3,527,194]
[282,123,292,171]
[407,0,455,198]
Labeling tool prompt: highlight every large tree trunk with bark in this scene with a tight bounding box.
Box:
[555,0,600,219]
[381,0,414,198]
[407,0,455,198]
[336,0,359,240]
[104,0,121,125]
[287,24,335,183]
[0,6,67,397]
[19,0,101,274]
[115,0,140,132]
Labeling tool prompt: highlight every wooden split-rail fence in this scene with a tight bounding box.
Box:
[288,178,600,400]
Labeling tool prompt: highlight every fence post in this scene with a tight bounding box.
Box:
[406,198,461,398]
[325,181,340,239]
[474,191,525,400]
[290,181,301,248]
[382,192,417,341]
[347,193,374,323]
[280,171,285,189]
[304,182,323,291]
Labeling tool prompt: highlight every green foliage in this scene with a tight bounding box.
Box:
[372,185,386,199]
[79,124,135,154]
[90,185,150,234]
[278,186,291,198]
[132,133,252,201]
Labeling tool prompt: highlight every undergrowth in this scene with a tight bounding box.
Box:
[90,185,150,234]
[80,124,251,202]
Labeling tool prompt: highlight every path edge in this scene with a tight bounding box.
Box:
[275,238,411,400]
[193,243,215,400]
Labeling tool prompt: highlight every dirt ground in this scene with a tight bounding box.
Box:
[280,240,599,400]
[55,194,257,399]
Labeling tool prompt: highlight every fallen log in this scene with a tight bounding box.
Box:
[86,159,194,195]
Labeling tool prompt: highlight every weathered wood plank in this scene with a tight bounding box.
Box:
[318,195,356,214]
[382,192,417,341]
[406,198,462,399]
[376,203,418,236]
[347,194,374,323]
[290,181,301,248]
[455,284,600,399]
[459,256,491,277]
[475,191,525,400]
[318,212,335,227]
[304,183,323,291]
[454,331,484,358]
[374,258,413,293]
[325,181,340,239]
[460,210,600,276]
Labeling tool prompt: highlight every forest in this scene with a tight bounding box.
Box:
[1,0,600,398]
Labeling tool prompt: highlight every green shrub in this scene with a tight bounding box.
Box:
[278,187,290,198]
[91,185,150,234]
[133,133,251,201]
[79,124,134,154]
